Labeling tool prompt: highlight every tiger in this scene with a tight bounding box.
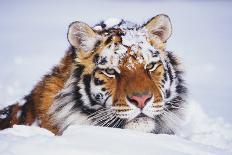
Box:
[0,14,187,135]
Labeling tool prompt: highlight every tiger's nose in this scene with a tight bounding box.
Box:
[127,93,152,109]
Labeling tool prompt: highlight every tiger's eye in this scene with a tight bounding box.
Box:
[105,68,116,75]
[146,62,155,70]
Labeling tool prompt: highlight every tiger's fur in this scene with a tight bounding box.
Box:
[0,14,187,135]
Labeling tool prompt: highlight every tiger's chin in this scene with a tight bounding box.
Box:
[123,117,155,133]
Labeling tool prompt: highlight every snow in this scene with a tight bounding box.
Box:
[0,0,232,154]
[0,124,230,155]
[0,114,7,119]
[97,22,163,71]
[182,101,232,152]
[103,18,122,28]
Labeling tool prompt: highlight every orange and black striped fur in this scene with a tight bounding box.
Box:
[0,50,75,134]
[0,14,187,135]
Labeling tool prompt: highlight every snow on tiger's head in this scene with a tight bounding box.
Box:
[68,14,171,69]
[55,14,187,134]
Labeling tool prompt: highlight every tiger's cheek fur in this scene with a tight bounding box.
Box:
[91,70,117,106]
[149,64,165,104]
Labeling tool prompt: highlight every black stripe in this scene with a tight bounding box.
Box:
[18,96,32,124]
[176,84,187,95]
[83,74,99,106]
[167,51,179,66]
[93,54,100,64]
[105,36,113,45]
[94,78,105,85]
[165,90,171,98]
[0,106,12,129]
[166,51,188,96]
[166,62,173,84]
[70,65,86,110]
[73,65,85,79]
[72,65,85,108]
[92,40,101,52]
[163,72,168,81]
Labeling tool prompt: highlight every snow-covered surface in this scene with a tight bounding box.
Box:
[0,123,230,155]
[0,0,232,154]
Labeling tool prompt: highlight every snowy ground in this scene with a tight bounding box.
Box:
[0,124,231,155]
[0,0,232,154]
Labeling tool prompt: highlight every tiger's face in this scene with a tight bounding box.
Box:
[50,14,187,134]
[88,34,166,132]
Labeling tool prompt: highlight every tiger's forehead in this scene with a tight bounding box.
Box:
[96,29,160,71]
[94,18,152,49]
[93,19,162,70]
[121,28,157,61]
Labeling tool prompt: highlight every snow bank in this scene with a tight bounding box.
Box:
[0,102,231,155]
[0,125,229,155]
[182,101,232,152]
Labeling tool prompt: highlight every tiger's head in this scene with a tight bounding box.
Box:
[50,14,187,134]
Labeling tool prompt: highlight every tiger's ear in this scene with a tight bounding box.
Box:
[67,21,101,51]
[144,14,172,42]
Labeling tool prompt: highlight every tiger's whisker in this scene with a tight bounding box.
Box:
[101,115,116,127]
[90,113,115,126]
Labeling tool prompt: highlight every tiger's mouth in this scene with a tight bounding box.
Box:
[127,113,154,124]
[123,114,156,132]
[135,113,148,118]
[130,111,160,122]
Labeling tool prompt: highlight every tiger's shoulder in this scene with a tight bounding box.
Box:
[0,49,75,133]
